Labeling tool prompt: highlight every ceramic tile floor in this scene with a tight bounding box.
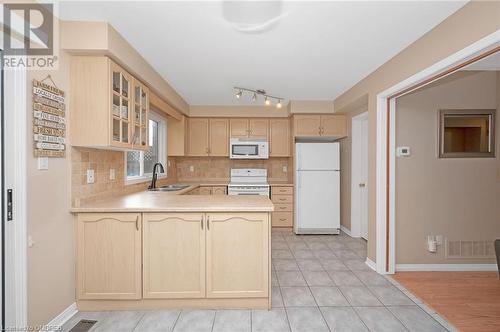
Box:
[63,229,451,332]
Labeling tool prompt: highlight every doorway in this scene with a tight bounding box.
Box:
[351,111,369,240]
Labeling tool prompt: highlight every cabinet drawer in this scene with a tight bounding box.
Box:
[272,212,293,227]
[271,195,293,204]
[274,203,292,212]
[272,186,293,195]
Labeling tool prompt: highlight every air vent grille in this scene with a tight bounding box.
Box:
[445,239,495,259]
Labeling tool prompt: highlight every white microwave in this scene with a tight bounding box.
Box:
[230,138,269,159]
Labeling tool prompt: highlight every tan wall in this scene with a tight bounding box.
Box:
[339,106,368,231]
[175,157,290,183]
[333,1,500,262]
[395,71,499,264]
[26,50,74,326]
[289,100,334,114]
[189,105,290,118]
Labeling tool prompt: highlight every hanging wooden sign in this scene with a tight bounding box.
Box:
[32,76,66,158]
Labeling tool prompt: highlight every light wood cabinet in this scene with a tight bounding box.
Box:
[70,56,149,151]
[76,213,142,300]
[188,118,209,156]
[212,186,227,195]
[167,115,186,156]
[143,213,205,298]
[230,119,269,139]
[198,186,213,195]
[293,114,346,138]
[229,119,249,138]
[321,115,347,137]
[206,213,269,298]
[185,186,227,195]
[271,186,294,227]
[269,119,290,157]
[209,119,229,156]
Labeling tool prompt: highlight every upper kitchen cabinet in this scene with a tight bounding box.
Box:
[187,118,209,156]
[187,118,229,157]
[167,115,186,156]
[209,118,229,156]
[230,119,269,139]
[70,56,149,151]
[269,119,290,157]
[293,114,347,138]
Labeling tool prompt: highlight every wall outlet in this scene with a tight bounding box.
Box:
[37,157,49,170]
[86,169,95,184]
[189,165,194,172]
[282,166,288,173]
[109,168,116,181]
[396,146,411,157]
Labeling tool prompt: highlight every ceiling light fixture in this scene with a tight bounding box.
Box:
[233,86,284,109]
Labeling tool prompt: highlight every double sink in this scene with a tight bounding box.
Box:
[148,184,190,192]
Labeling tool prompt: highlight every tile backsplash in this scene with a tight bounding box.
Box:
[71,147,177,206]
[174,157,291,183]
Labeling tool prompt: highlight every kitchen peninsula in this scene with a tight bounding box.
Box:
[71,186,273,311]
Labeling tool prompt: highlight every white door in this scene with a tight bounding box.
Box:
[3,67,27,329]
[296,143,339,170]
[296,170,340,233]
[351,112,369,239]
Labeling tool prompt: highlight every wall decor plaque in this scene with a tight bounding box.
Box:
[32,76,66,157]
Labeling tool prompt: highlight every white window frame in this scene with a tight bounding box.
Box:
[125,111,167,185]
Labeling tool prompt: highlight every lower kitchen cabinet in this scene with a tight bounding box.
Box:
[206,213,269,298]
[76,213,142,300]
[143,213,205,298]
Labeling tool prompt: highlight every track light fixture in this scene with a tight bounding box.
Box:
[233,87,284,109]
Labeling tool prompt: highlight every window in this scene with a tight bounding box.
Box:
[439,109,495,158]
[126,112,167,183]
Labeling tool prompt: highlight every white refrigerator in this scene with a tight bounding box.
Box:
[295,142,340,234]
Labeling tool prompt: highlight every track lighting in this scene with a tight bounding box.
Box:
[233,86,284,109]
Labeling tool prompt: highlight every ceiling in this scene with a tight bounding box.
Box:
[59,1,467,106]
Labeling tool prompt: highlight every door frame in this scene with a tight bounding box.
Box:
[350,111,369,239]
[375,30,500,274]
[3,67,28,328]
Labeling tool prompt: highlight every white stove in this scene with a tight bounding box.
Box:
[228,169,270,197]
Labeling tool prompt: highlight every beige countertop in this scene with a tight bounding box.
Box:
[71,185,274,213]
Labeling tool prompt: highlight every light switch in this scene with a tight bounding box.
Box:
[189,166,194,172]
[109,168,116,181]
[37,157,48,170]
[282,166,287,173]
[87,169,95,184]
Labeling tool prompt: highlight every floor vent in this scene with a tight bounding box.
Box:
[69,319,97,332]
[446,239,495,259]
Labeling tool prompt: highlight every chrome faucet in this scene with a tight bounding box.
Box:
[148,162,165,190]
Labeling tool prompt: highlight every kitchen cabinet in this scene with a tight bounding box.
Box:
[211,186,227,195]
[293,114,347,138]
[188,118,229,156]
[271,186,294,227]
[185,186,227,195]
[76,213,142,300]
[230,119,269,139]
[70,56,149,151]
[187,118,209,156]
[198,186,213,195]
[206,213,269,298]
[143,213,205,298]
[269,119,290,157]
[167,115,186,156]
[209,119,229,156]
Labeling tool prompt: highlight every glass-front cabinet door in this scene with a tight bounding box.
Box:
[132,81,149,150]
[111,63,132,147]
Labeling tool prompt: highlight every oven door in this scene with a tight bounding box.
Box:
[228,186,270,196]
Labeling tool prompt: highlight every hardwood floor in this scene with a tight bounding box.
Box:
[392,272,500,332]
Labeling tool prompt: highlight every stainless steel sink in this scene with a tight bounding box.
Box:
[148,184,190,192]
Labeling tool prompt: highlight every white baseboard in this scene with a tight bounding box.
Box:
[44,302,77,332]
[340,225,352,237]
[365,258,377,271]
[396,264,498,272]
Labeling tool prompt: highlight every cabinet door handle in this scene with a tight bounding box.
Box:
[279,218,286,221]
[207,216,210,230]
[201,215,204,230]
[135,216,139,231]
[279,198,286,201]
